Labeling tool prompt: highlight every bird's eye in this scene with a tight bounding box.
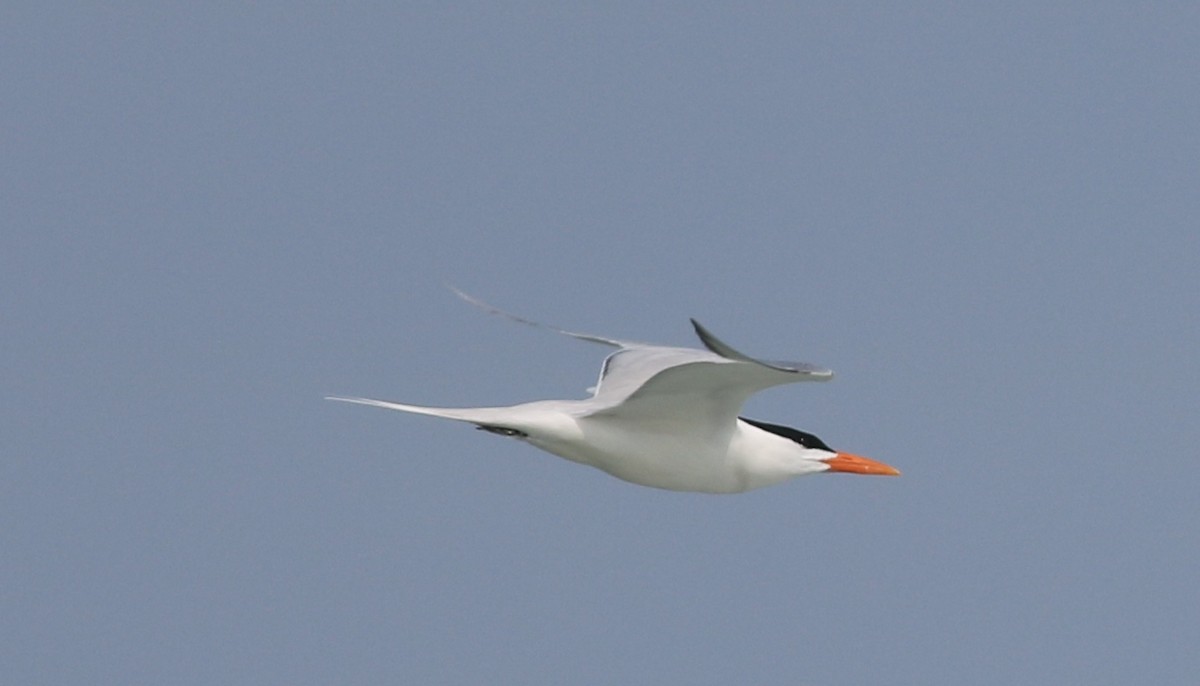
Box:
[740,417,834,451]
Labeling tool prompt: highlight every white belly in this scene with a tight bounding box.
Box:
[525,415,756,493]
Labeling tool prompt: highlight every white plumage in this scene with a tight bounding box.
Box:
[329,291,898,493]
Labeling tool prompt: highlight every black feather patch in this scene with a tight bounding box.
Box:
[739,417,833,451]
[476,425,528,438]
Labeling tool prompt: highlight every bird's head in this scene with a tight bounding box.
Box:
[740,417,900,477]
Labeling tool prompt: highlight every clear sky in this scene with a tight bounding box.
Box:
[4,4,1198,684]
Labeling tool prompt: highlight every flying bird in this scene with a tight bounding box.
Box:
[328,291,899,493]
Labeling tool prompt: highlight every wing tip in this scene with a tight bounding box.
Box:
[690,319,836,379]
[689,318,725,356]
[447,286,541,328]
[449,286,628,349]
[326,395,371,405]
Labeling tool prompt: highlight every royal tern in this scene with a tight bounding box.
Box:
[328,292,899,493]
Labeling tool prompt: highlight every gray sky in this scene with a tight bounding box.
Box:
[4,3,1198,684]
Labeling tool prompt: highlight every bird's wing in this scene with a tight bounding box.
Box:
[325,396,520,425]
[452,287,654,395]
[451,289,832,424]
[583,321,832,426]
[450,287,635,349]
[689,318,833,376]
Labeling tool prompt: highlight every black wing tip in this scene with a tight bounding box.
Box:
[690,319,835,378]
[689,318,721,354]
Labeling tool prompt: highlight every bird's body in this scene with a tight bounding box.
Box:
[329,293,898,493]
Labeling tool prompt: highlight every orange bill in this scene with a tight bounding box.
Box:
[824,452,901,476]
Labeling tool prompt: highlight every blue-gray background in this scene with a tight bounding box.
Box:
[5,4,1197,684]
